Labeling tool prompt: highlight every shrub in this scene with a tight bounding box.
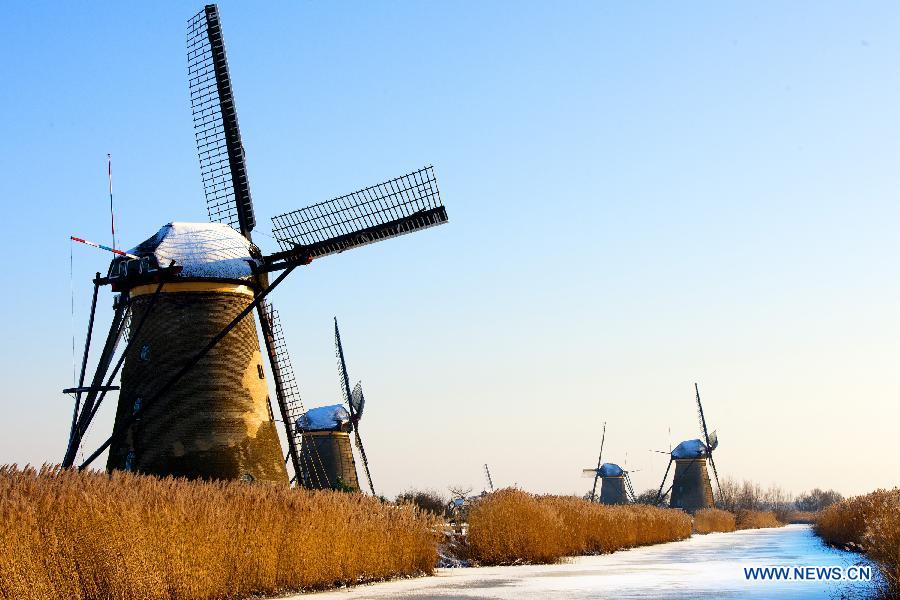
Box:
[693,508,736,534]
[816,488,900,597]
[784,510,818,524]
[466,489,692,565]
[466,489,565,564]
[396,489,446,517]
[734,509,783,530]
[0,465,440,600]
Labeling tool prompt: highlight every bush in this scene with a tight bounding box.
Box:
[784,510,818,524]
[693,508,736,534]
[734,509,783,530]
[466,489,692,565]
[396,489,446,517]
[0,465,440,600]
[816,488,900,597]
[466,489,565,564]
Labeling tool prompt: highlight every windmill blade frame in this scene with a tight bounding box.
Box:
[188,4,255,236]
[655,458,673,505]
[334,318,375,495]
[694,382,721,495]
[269,166,447,263]
[589,422,606,502]
[351,381,365,421]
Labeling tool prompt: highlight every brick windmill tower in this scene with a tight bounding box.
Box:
[61,5,448,486]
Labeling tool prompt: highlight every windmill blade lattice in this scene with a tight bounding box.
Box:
[334,319,375,495]
[351,381,365,420]
[271,167,447,260]
[188,4,255,236]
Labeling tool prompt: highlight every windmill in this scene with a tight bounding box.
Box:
[582,463,638,505]
[654,383,720,512]
[60,4,448,488]
[297,317,376,494]
[582,423,638,505]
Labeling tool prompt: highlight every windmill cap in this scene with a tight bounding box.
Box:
[598,463,624,477]
[296,404,350,432]
[111,222,261,281]
[672,439,714,459]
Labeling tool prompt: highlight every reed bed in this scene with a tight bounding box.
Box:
[0,465,439,600]
[815,488,900,596]
[733,509,783,530]
[466,489,691,565]
[692,508,736,534]
[785,510,818,524]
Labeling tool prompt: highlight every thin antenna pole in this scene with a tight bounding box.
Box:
[108,154,116,250]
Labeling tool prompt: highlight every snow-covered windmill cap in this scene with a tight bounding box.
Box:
[598,463,625,477]
[672,439,714,459]
[296,404,351,432]
[123,222,262,280]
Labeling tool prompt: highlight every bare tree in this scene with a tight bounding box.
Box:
[796,488,843,512]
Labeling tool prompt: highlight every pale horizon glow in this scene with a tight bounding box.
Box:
[0,1,898,500]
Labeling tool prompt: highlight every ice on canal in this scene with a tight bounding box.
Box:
[302,525,880,599]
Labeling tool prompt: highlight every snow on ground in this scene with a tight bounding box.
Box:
[290,525,880,599]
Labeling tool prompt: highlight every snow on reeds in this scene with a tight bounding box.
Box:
[816,488,900,596]
[692,508,736,534]
[0,465,439,600]
[466,489,692,565]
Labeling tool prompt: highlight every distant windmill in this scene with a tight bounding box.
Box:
[654,383,720,512]
[61,4,448,487]
[582,423,638,504]
[295,320,370,493]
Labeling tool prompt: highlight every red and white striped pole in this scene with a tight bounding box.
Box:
[70,236,139,260]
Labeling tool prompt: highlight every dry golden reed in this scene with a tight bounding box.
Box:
[466,489,692,565]
[733,509,783,530]
[0,465,439,600]
[816,488,900,596]
[692,508,736,534]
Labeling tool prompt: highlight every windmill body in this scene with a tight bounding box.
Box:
[295,404,360,491]
[106,223,287,483]
[668,439,715,513]
[597,462,629,505]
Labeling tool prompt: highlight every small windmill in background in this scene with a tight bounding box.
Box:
[582,423,638,504]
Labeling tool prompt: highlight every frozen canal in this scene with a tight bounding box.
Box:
[300,525,880,599]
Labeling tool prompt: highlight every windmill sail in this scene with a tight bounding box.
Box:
[259,302,306,480]
[188,4,255,236]
[334,319,375,495]
[351,381,365,421]
[694,383,721,495]
[270,166,447,260]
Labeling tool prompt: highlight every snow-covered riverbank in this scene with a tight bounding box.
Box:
[288,525,880,599]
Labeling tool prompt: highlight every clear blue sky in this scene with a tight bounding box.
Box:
[1,1,898,498]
